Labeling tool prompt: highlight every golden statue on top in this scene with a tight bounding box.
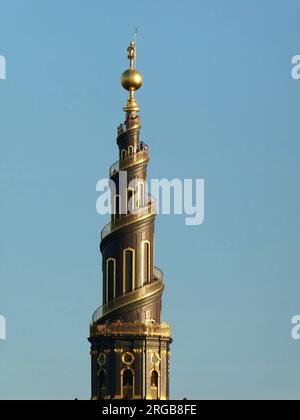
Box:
[127,41,136,66]
[121,38,143,113]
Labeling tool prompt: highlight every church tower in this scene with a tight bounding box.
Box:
[89,39,172,400]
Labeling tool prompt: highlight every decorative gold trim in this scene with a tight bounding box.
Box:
[97,367,107,376]
[97,353,107,367]
[95,321,171,338]
[122,351,135,366]
[151,353,161,366]
[150,368,160,376]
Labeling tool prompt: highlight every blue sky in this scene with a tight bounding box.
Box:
[0,0,300,400]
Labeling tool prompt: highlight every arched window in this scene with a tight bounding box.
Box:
[123,248,135,294]
[122,369,134,399]
[138,182,145,208]
[151,370,159,400]
[106,258,116,301]
[98,370,106,400]
[121,149,127,160]
[127,188,135,213]
[142,241,151,285]
[128,145,134,155]
[151,370,158,387]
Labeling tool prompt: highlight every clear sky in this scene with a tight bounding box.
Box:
[0,0,300,400]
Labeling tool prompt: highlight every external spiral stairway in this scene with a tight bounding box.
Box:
[89,39,172,401]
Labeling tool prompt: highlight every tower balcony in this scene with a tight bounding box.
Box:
[109,146,149,178]
[101,194,156,241]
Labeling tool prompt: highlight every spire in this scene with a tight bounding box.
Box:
[121,35,143,114]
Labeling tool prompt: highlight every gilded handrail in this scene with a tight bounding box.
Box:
[92,274,164,324]
[109,161,119,176]
[117,120,141,136]
[109,147,149,177]
[101,194,156,241]
[153,266,163,281]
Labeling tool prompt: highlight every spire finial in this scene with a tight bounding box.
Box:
[127,41,136,69]
[121,32,143,114]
